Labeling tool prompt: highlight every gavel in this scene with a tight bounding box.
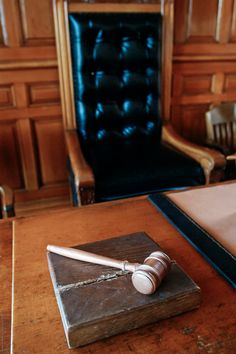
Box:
[47,245,172,295]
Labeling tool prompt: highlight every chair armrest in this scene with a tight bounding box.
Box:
[0,185,14,218]
[65,130,95,205]
[162,125,226,184]
[204,139,231,156]
[226,154,236,161]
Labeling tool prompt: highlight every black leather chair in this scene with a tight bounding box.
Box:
[54,0,225,205]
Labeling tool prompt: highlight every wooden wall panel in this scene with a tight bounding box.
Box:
[230,1,236,43]
[0,64,67,198]
[172,0,236,144]
[0,0,22,47]
[173,74,213,97]
[0,0,61,198]
[174,0,236,56]
[182,75,212,95]
[33,118,67,186]
[175,0,218,44]
[28,82,60,106]
[0,0,66,200]
[0,16,3,46]
[173,62,236,101]
[171,104,209,144]
[224,74,236,93]
[0,85,15,109]
[186,0,218,43]
[0,121,23,189]
[19,0,55,46]
[0,0,56,61]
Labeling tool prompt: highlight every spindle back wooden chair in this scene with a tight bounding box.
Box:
[206,103,236,154]
[206,103,236,178]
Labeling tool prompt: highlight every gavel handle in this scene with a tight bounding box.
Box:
[47,245,139,272]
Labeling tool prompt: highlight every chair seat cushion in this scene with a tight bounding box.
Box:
[84,140,205,202]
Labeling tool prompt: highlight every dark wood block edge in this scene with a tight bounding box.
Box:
[67,287,201,347]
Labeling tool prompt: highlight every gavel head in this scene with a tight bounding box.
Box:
[131,251,172,295]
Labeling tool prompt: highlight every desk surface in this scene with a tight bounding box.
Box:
[7,196,236,353]
[0,220,12,354]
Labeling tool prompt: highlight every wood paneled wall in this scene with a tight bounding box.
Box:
[172,0,236,143]
[1,0,236,200]
[0,0,68,201]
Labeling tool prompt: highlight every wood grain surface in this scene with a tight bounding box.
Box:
[0,220,13,354]
[10,197,236,353]
[0,0,67,201]
[48,232,200,348]
[172,0,236,142]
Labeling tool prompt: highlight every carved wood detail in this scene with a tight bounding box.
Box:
[229,0,236,43]
[28,82,60,106]
[18,0,55,46]
[0,85,15,109]
[0,16,3,46]
[171,104,210,143]
[188,0,218,43]
[0,0,22,47]
[0,66,67,195]
[174,0,236,57]
[173,74,213,97]
[223,74,236,93]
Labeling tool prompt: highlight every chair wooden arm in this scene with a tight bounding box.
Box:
[162,125,226,184]
[204,138,231,156]
[65,130,95,205]
[226,154,236,161]
[0,185,14,218]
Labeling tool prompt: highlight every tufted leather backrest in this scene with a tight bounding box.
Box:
[69,12,162,149]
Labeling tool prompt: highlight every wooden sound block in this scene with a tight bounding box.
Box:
[47,232,201,348]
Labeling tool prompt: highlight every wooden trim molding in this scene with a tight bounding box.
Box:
[0,47,56,61]
[65,130,95,205]
[173,55,236,62]
[0,60,57,70]
[162,0,174,121]
[53,0,76,129]
[69,3,162,13]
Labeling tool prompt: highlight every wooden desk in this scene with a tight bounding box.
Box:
[9,197,236,353]
[0,220,12,354]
